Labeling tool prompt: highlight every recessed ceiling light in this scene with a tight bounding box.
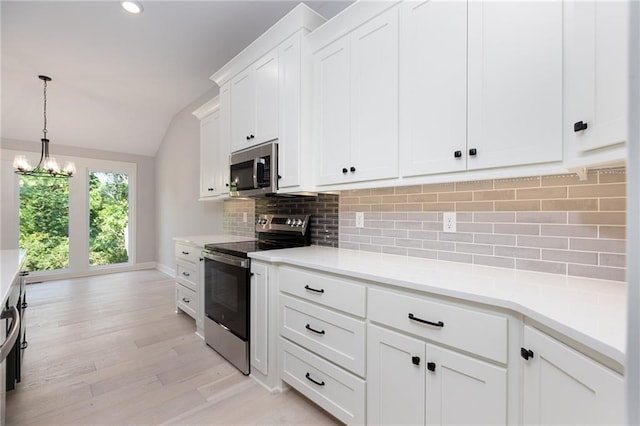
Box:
[121,1,143,14]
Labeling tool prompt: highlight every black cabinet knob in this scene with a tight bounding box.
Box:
[246,135,251,140]
[427,362,436,372]
[411,356,420,366]
[454,151,462,158]
[342,168,348,174]
[225,183,230,187]
[469,148,477,156]
[521,347,534,360]
[250,134,255,139]
[350,166,356,173]
[574,121,588,132]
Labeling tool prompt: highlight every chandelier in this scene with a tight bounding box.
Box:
[13,75,75,178]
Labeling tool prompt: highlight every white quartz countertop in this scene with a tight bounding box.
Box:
[0,249,26,306]
[173,234,256,248]
[250,246,626,366]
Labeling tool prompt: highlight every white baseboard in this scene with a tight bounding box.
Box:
[156,263,175,277]
[25,262,159,283]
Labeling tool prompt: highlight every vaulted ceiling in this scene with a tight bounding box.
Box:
[1,1,352,156]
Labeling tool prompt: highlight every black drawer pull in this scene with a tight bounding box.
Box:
[305,324,325,335]
[574,121,588,132]
[521,347,534,360]
[412,356,420,366]
[305,372,325,387]
[408,313,444,328]
[181,251,189,255]
[427,362,436,372]
[304,285,325,294]
[208,187,214,191]
[21,341,28,350]
[182,272,190,277]
[21,302,28,309]
[182,297,190,303]
[469,148,477,156]
[454,150,462,158]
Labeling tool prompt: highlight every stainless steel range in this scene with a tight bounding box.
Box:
[201,214,311,375]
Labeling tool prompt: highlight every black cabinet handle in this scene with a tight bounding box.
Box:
[454,150,462,158]
[305,324,325,335]
[246,135,251,140]
[21,302,28,309]
[181,251,189,255]
[182,297,190,303]
[19,271,29,277]
[199,258,204,262]
[304,285,325,294]
[250,134,255,139]
[427,362,436,372]
[305,372,325,387]
[521,347,534,360]
[574,121,588,132]
[208,187,214,191]
[342,167,348,174]
[469,148,477,156]
[350,166,356,173]
[408,313,444,328]
[412,356,420,366]
[182,272,190,277]
[20,341,28,350]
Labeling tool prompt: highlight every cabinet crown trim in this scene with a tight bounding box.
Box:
[192,96,220,119]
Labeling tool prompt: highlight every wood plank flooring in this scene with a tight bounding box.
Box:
[6,270,339,425]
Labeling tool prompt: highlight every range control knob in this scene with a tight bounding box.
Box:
[286,218,292,225]
[296,219,303,227]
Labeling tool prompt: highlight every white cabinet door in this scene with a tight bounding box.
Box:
[522,326,624,425]
[315,37,351,185]
[349,7,399,183]
[230,69,255,152]
[278,33,302,189]
[250,261,269,375]
[566,1,629,152]
[467,1,563,170]
[254,50,279,145]
[199,111,219,198]
[400,0,467,177]
[367,323,425,426]
[425,343,507,425]
[218,82,231,196]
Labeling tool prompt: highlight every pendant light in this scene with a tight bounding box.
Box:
[13,75,75,178]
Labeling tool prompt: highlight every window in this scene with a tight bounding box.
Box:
[19,175,70,271]
[89,171,130,266]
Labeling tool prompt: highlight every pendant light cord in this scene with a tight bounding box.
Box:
[42,78,48,139]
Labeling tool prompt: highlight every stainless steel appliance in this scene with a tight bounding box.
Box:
[229,142,278,197]
[202,214,311,375]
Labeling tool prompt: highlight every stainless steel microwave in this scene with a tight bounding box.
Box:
[229,141,278,197]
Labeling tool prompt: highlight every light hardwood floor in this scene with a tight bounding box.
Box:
[6,270,339,425]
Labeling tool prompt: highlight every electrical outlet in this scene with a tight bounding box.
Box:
[443,212,456,233]
[355,212,365,228]
[243,212,247,223]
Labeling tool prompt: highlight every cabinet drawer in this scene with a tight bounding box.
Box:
[280,294,365,377]
[175,243,200,264]
[279,266,366,317]
[369,288,507,363]
[176,284,197,319]
[281,338,365,425]
[176,263,197,291]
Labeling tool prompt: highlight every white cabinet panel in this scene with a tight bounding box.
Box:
[367,323,425,426]
[349,7,399,183]
[399,0,467,177]
[199,111,218,198]
[254,51,279,145]
[425,343,507,425]
[278,33,302,189]
[467,1,563,170]
[218,83,231,195]
[250,261,269,375]
[522,325,624,425]
[566,1,629,153]
[230,69,255,152]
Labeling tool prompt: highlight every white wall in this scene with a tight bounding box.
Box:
[0,139,157,264]
[155,88,224,271]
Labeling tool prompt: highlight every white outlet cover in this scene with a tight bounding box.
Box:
[443,212,456,233]
[355,212,365,228]
[243,212,247,223]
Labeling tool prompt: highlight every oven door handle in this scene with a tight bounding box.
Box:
[253,158,265,188]
[202,251,250,269]
[0,306,20,362]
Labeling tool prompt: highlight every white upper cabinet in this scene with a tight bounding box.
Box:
[314,6,399,186]
[467,1,563,170]
[565,1,629,153]
[218,83,232,194]
[399,0,467,177]
[230,49,279,152]
[522,325,624,425]
[193,97,228,200]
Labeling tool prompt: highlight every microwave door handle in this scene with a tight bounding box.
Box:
[253,158,266,188]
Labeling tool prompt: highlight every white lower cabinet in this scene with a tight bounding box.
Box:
[250,261,269,376]
[522,325,624,425]
[367,315,507,426]
[174,242,203,335]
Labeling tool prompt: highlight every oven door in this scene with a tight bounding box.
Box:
[202,251,250,341]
